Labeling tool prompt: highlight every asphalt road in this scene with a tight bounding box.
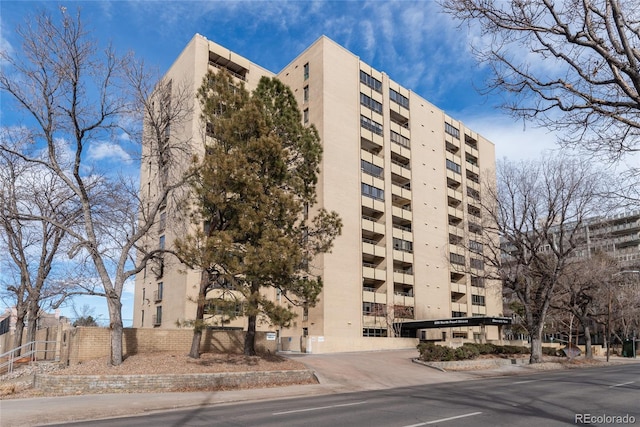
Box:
[49,364,639,427]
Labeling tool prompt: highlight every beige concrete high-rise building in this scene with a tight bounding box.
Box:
[133,34,505,353]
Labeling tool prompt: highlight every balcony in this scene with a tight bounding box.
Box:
[391,184,412,206]
[393,249,413,264]
[451,282,467,294]
[447,187,463,203]
[363,288,387,303]
[392,226,413,242]
[392,206,412,222]
[153,290,163,302]
[448,206,464,220]
[361,136,383,156]
[362,217,385,236]
[363,265,386,281]
[361,195,385,213]
[363,241,386,258]
[451,302,468,314]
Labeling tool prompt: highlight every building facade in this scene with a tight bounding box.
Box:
[133,34,504,352]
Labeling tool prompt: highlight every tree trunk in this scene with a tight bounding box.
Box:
[244,282,260,356]
[189,270,210,359]
[244,314,257,356]
[583,323,593,359]
[13,317,25,356]
[529,328,544,364]
[106,296,123,366]
[26,299,40,344]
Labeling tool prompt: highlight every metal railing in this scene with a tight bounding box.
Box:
[0,340,58,374]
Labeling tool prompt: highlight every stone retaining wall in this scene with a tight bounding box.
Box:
[34,369,317,394]
[416,358,529,371]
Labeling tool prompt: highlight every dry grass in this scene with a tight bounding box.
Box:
[1,352,310,399]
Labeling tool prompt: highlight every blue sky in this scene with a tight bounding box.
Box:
[1,0,563,325]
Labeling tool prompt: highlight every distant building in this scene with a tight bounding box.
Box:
[133,34,504,352]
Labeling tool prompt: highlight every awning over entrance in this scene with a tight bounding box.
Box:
[396,316,511,333]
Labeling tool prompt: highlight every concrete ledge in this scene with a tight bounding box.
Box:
[34,369,317,394]
[414,358,529,371]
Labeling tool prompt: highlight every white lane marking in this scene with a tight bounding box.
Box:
[272,401,368,415]
[513,379,540,385]
[402,411,483,427]
[609,381,634,388]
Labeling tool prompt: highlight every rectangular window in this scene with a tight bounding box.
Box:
[303,62,309,80]
[361,183,384,201]
[360,70,382,92]
[363,328,387,337]
[446,159,461,174]
[360,115,383,135]
[360,93,383,114]
[394,305,414,319]
[363,302,386,316]
[453,332,468,339]
[389,89,409,109]
[472,295,486,306]
[468,222,482,234]
[393,238,413,253]
[470,258,484,270]
[471,276,485,288]
[303,108,309,124]
[467,187,480,201]
[159,235,165,250]
[159,212,166,231]
[450,253,465,266]
[155,282,163,302]
[445,122,460,138]
[452,311,466,318]
[141,310,144,327]
[154,306,162,326]
[469,240,483,254]
[390,130,410,148]
[303,85,309,103]
[361,159,383,178]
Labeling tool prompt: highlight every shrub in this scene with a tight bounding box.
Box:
[417,343,456,362]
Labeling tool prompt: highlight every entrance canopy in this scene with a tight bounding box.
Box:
[396,316,511,333]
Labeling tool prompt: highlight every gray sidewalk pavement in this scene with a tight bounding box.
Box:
[1,350,638,427]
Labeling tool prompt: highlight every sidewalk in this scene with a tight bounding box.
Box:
[1,350,638,427]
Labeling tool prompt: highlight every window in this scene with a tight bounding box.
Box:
[360,70,382,92]
[446,159,461,174]
[360,115,383,135]
[472,295,486,306]
[469,240,483,254]
[360,93,383,114]
[450,253,465,265]
[466,153,478,167]
[470,258,484,270]
[362,183,384,201]
[471,276,485,288]
[303,85,309,103]
[389,89,409,109]
[452,311,466,318]
[159,212,166,231]
[363,302,386,316]
[154,306,162,326]
[467,187,480,201]
[159,235,165,250]
[445,122,460,138]
[361,159,383,178]
[141,310,144,327]
[394,305,414,319]
[363,328,387,337]
[453,332,467,339]
[155,282,163,302]
[390,130,410,148]
[468,222,482,234]
[303,108,309,124]
[303,62,309,80]
[393,238,413,253]
[303,306,308,321]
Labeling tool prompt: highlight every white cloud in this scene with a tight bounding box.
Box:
[88,142,133,164]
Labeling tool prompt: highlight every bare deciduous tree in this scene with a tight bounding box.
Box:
[443,0,640,159]
[0,8,192,365]
[0,142,81,352]
[474,156,608,363]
